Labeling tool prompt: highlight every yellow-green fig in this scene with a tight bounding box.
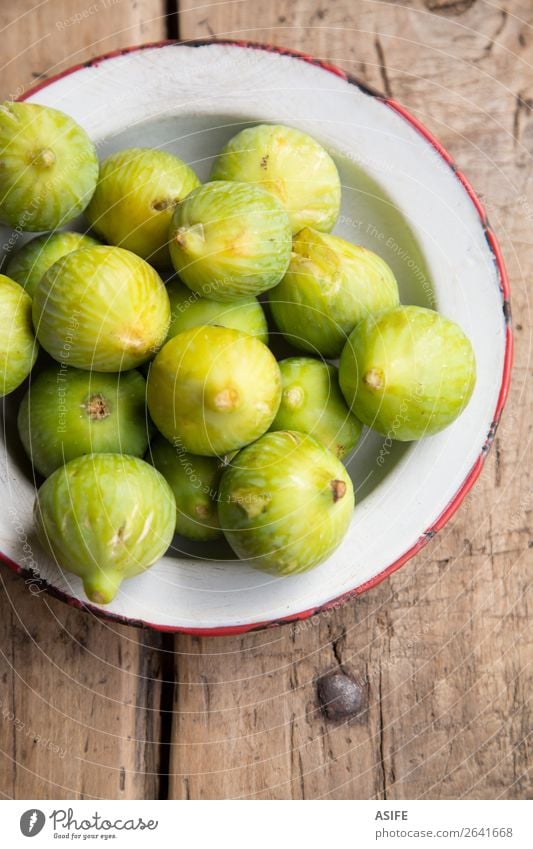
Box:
[269,228,400,357]
[210,124,341,234]
[166,277,268,344]
[270,357,362,459]
[149,435,222,541]
[18,366,151,477]
[169,180,292,301]
[32,245,170,371]
[0,102,98,231]
[0,274,38,396]
[218,430,354,575]
[5,231,100,298]
[339,305,476,440]
[147,325,282,456]
[34,453,176,604]
[86,147,200,268]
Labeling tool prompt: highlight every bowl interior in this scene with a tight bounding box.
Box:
[0,44,505,630]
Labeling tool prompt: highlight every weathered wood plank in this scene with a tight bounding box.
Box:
[0,570,168,799]
[0,0,168,800]
[169,0,532,799]
[0,0,167,101]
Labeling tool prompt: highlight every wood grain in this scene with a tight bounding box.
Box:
[169,0,533,799]
[0,571,168,799]
[0,0,168,801]
[0,0,167,101]
[0,0,531,801]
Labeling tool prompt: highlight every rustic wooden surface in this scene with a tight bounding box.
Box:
[0,0,531,800]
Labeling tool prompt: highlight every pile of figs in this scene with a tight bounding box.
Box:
[0,104,476,604]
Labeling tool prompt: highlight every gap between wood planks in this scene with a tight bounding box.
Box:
[166,0,180,40]
[156,633,176,799]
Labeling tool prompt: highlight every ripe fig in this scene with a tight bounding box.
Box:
[147,325,281,456]
[85,147,200,268]
[269,227,399,357]
[0,274,38,396]
[169,180,292,301]
[149,435,222,541]
[270,358,362,459]
[210,124,341,234]
[18,366,151,477]
[32,245,170,371]
[218,430,354,575]
[166,277,268,344]
[5,231,99,298]
[0,102,98,231]
[339,305,476,440]
[34,453,176,604]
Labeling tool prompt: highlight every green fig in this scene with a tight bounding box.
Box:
[85,147,200,268]
[270,358,362,459]
[210,124,341,234]
[339,305,476,440]
[169,180,292,302]
[34,453,176,604]
[147,325,282,456]
[5,231,100,298]
[0,274,38,396]
[166,277,268,344]
[0,102,98,231]
[218,430,354,575]
[18,366,151,477]
[149,435,222,541]
[32,245,170,371]
[269,227,400,357]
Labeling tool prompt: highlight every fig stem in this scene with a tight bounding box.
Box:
[83,570,122,605]
[231,488,270,519]
[330,479,347,502]
[118,327,148,352]
[32,147,55,168]
[285,386,304,409]
[175,223,205,254]
[213,387,239,411]
[363,368,384,390]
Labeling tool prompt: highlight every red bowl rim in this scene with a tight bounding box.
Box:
[2,38,513,636]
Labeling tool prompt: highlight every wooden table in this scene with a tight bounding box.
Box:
[0,0,531,801]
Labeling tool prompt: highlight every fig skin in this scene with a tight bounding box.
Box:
[32,245,170,372]
[169,180,292,302]
[166,277,268,344]
[218,430,354,575]
[0,102,98,231]
[0,274,38,397]
[269,227,400,358]
[5,231,99,299]
[18,366,151,477]
[149,435,222,541]
[339,305,477,440]
[86,147,200,268]
[146,325,282,456]
[34,453,176,605]
[270,358,362,460]
[210,124,341,234]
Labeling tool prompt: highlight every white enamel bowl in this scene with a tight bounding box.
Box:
[0,42,511,634]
